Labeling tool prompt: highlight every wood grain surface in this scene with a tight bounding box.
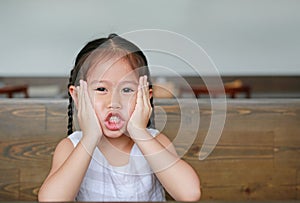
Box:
[0,98,299,200]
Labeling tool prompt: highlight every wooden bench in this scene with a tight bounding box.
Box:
[180,85,251,98]
[180,80,251,98]
[0,98,299,200]
[0,85,29,98]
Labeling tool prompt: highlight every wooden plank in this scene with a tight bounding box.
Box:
[0,98,299,201]
[45,101,68,137]
[176,100,299,200]
[274,146,300,169]
[298,170,300,199]
[20,167,50,201]
[154,105,181,140]
[0,168,19,200]
[188,159,297,200]
[273,102,300,147]
[157,100,279,146]
[184,144,273,162]
[0,136,59,169]
[0,103,46,138]
[156,102,276,159]
[202,185,296,200]
[19,182,39,201]
[273,103,300,169]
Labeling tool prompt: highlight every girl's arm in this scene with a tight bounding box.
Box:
[38,81,102,201]
[38,136,97,201]
[133,131,201,201]
[128,76,201,201]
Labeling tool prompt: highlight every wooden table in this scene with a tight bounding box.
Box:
[0,84,29,98]
[0,99,300,200]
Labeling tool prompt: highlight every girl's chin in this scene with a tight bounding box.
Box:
[102,127,128,139]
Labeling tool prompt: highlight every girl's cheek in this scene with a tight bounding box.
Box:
[126,94,137,115]
[93,101,105,121]
[90,92,99,103]
[91,93,105,112]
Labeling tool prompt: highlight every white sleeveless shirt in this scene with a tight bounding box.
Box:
[68,129,166,201]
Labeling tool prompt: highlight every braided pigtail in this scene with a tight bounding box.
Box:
[148,84,155,129]
[66,37,109,135]
[67,69,74,135]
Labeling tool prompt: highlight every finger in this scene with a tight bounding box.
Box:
[144,77,150,101]
[81,80,87,108]
[82,80,93,112]
[141,76,146,103]
[146,82,151,107]
[76,85,81,110]
[76,81,83,118]
[136,76,143,107]
[138,76,143,98]
[139,76,145,103]
[142,76,150,107]
[79,80,85,113]
[82,80,89,102]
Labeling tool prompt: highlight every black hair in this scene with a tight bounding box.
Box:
[67,33,155,135]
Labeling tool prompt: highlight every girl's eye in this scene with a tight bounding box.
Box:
[95,87,107,92]
[122,87,134,93]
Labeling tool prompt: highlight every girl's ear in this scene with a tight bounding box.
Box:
[149,88,153,99]
[69,85,78,108]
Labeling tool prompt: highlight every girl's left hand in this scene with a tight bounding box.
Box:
[127,75,152,135]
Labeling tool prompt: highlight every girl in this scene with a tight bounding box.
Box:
[38,34,201,201]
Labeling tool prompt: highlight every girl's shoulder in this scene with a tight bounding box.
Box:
[45,137,75,178]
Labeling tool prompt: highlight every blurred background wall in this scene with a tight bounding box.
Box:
[0,0,299,98]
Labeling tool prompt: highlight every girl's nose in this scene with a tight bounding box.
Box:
[108,91,121,109]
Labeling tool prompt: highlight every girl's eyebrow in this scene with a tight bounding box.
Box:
[90,80,138,85]
[90,80,108,84]
[118,80,139,86]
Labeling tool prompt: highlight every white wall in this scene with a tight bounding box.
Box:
[0,0,299,76]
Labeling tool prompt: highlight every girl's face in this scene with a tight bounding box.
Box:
[86,58,139,138]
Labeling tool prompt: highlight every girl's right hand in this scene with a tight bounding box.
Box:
[77,80,102,144]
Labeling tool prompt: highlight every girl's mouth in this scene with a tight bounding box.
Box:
[104,113,125,131]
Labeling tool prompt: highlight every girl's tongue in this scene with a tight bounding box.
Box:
[104,113,125,131]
